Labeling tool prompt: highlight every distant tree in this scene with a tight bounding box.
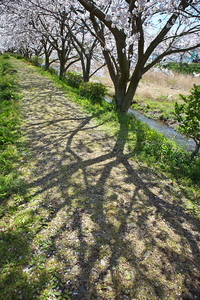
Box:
[175,85,200,160]
[66,16,105,82]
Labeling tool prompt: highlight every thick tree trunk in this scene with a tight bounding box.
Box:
[59,33,66,78]
[120,78,140,112]
[59,62,65,78]
[83,72,89,82]
[113,73,141,113]
[58,52,66,78]
[114,83,127,109]
[81,56,91,82]
[82,63,90,82]
[84,56,91,82]
[44,53,50,71]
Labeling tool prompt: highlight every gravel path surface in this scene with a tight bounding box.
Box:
[11,59,200,300]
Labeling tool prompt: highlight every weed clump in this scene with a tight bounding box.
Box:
[79,82,107,103]
[27,56,42,67]
[65,71,84,88]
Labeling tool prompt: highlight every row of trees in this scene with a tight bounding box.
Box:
[0,0,200,112]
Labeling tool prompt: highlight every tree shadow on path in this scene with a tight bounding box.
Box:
[27,109,200,300]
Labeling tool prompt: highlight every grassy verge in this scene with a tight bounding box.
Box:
[0,54,24,201]
[0,54,32,299]
[0,55,73,300]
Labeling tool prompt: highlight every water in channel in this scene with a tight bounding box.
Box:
[105,97,195,152]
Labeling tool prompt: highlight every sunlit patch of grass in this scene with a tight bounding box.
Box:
[132,93,177,120]
[0,55,74,300]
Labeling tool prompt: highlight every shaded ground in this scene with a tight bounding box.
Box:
[1,59,200,299]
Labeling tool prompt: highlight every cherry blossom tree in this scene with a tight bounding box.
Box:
[31,9,77,77]
[74,0,200,112]
[66,18,104,82]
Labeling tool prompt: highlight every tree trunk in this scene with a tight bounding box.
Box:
[81,56,90,82]
[58,51,66,78]
[44,52,50,71]
[113,71,141,112]
[120,78,140,112]
[82,60,90,82]
[84,56,91,82]
[59,33,67,78]
[83,72,90,82]
[59,62,65,78]
[114,83,127,109]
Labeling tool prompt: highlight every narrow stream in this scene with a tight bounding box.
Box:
[105,97,195,152]
[128,108,195,151]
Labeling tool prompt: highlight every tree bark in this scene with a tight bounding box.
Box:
[120,80,140,112]
[44,52,50,70]
[59,54,65,78]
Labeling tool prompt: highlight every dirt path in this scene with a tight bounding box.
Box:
[11,59,200,299]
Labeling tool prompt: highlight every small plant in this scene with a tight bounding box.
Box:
[175,84,200,160]
[2,53,10,59]
[28,56,42,67]
[65,71,83,88]
[48,67,58,75]
[15,54,24,59]
[79,82,107,103]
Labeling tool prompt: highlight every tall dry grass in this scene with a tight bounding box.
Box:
[134,70,199,109]
[142,70,199,91]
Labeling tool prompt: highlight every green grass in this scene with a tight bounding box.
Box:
[132,95,177,120]
[0,54,24,200]
[0,55,73,300]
